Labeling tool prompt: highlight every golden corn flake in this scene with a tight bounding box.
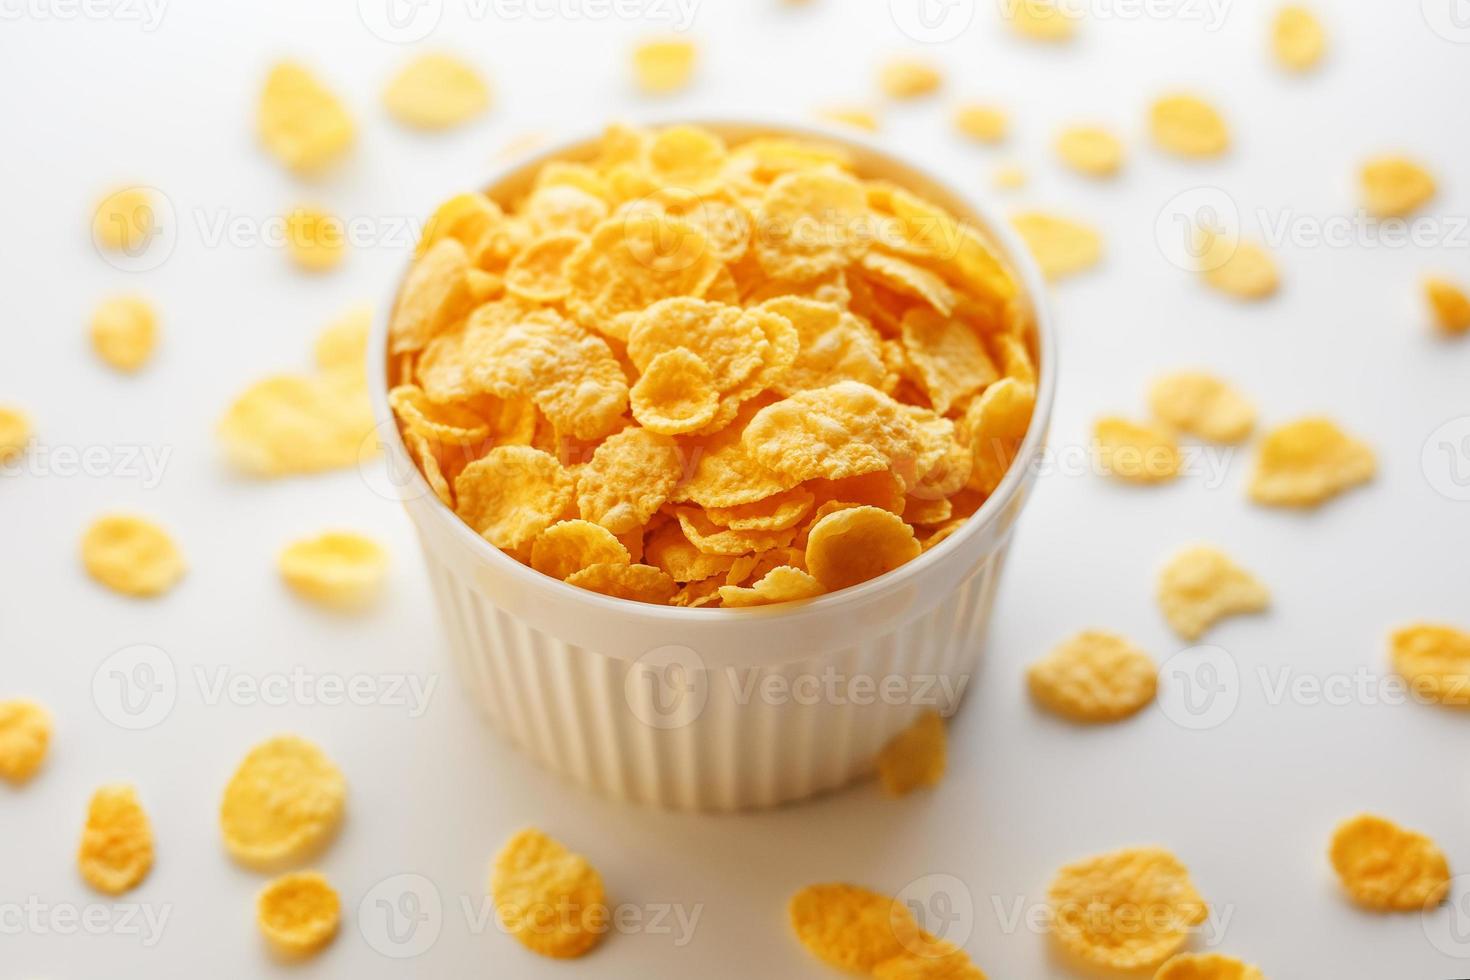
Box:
[1006,0,1076,41]
[81,514,186,598]
[284,206,346,272]
[875,709,946,796]
[719,565,824,607]
[383,53,489,130]
[900,308,998,415]
[878,58,942,99]
[628,298,768,392]
[257,871,341,956]
[1361,156,1435,217]
[760,297,886,395]
[1056,125,1124,177]
[455,446,575,550]
[806,505,921,592]
[278,531,388,609]
[531,520,630,581]
[90,294,158,372]
[1248,417,1375,507]
[566,213,721,340]
[632,37,696,94]
[1425,277,1470,335]
[675,506,794,557]
[746,382,927,488]
[1272,6,1325,71]
[1148,371,1255,443]
[755,168,870,282]
[576,428,683,534]
[505,231,584,303]
[1150,94,1229,158]
[0,404,31,462]
[314,304,372,374]
[1049,847,1207,970]
[1094,417,1181,484]
[1158,546,1269,641]
[789,883,924,973]
[78,784,154,895]
[820,107,879,132]
[220,734,346,869]
[962,377,1034,495]
[1391,623,1470,708]
[993,164,1026,190]
[218,372,373,477]
[388,384,488,447]
[1012,212,1102,280]
[953,104,1007,144]
[1028,631,1157,723]
[1329,814,1451,911]
[492,828,608,958]
[630,348,720,434]
[707,486,814,532]
[1155,953,1265,980]
[1200,237,1279,300]
[257,61,354,174]
[645,520,737,583]
[390,237,472,354]
[567,562,678,604]
[0,700,51,784]
[861,252,958,317]
[92,187,156,253]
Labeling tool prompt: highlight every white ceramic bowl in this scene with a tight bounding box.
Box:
[370,119,1057,811]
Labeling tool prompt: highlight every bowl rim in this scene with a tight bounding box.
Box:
[369,115,1058,624]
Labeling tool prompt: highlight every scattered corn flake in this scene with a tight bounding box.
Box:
[1272,6,1325,71]
[820,107,879,132]
[900,308,999,415]
[1012,212,1102,280]
[630,348,721,435]
[257,871,341,956]
[962,377,1034,494]
[1329,814,1451,912]
[0,700,51,784]
[492,829,609,958]
[1155,953,1265,980]
[1148,371,1255,443]
[878,58,942,99]
[218,370,374,477]
[993,165,1027,190]
[1149,94,1229,158]
[0,404,31,461]
[577,428,683,535]
[1056,125,1124,177]
[78,784,154,894]
[1200,237,1279,300]
[1425,277,1470,335]
[632,37,697,94]
[1390,623,1470,709]
[718,565,824,607]
[220,734,346,870]
[805,505,921,592]
[284,206,346,272]
[1158,546,1269,641]
[81,514,185,598]
[91,187,156,253]
[1006,0,1076,41]
[1048,847,1207,970]
[456,446,575,550]
[257,61,355,174]
[875,709,946,796]
[278,531,388,609]
[953,104,1007,143]
[1093,417,1181,484]
[1248,416,1375,507]
[1028,631,1158,723]
[383,52,489,129]
[89,294,158,372]
[789,883,925,973]
[531,520,631,581]
[313,304,371,374]
[1361,156,1436,217]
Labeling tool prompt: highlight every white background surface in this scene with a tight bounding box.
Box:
[3,0,1469,976]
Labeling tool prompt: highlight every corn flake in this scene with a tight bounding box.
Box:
[285,206,345,272]
[755,168,870,281]
[0,404,31,461]
[218,369,373,477]
[1273,6,1325,71]
[1425,277,1470,335]
[953,104,1007,144]
[257,871,341,956]
[505,231,584,303]
[1329,814,1451,911]
[1158,546,1269,641]
[1049,847,1207,970]
[789,883,924,973]
[531,520,631,581]
[1200,237,1279,300]
[1248,417,1375,507]
[0,700,51,784]
[258,61,354,174]
[1094,417,1180,484]
[632,38,696,94]
[1391,623,1470,709]
[1012,212,1102,280]
[875,709,946,796]
[278,531,388,609]
[630,348,720,434]
[1361,156,1435,217]
[760,297,886,395]
[707,486,815,532]
[1006,0,1076,41]
[92,187,156,253]
[492,829,608,958]
[805,505,921,592]
[383,53,489,130]
[456,446,575,550]
[1028,631,1157,723]
[878,58,942,99]
[81,514,185,598]
[390,237,472,355]
[1155,953,1265,980]
[900,308,999,415]
[746,382,927,488]
[1056,125,1124,177]
[962,378,1035,494]
[220,735,346,870]
[78,784,154,894]
[1150,94,1229,158]
[565,213,721,340]
[90,294,158,372]
[576,428,683,534]
[820,107,880,132]
[1148,371,1255,443]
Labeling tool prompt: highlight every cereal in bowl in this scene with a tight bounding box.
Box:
[388,123,1037,607]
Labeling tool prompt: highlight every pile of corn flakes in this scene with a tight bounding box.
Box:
[387,123,1037,607]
